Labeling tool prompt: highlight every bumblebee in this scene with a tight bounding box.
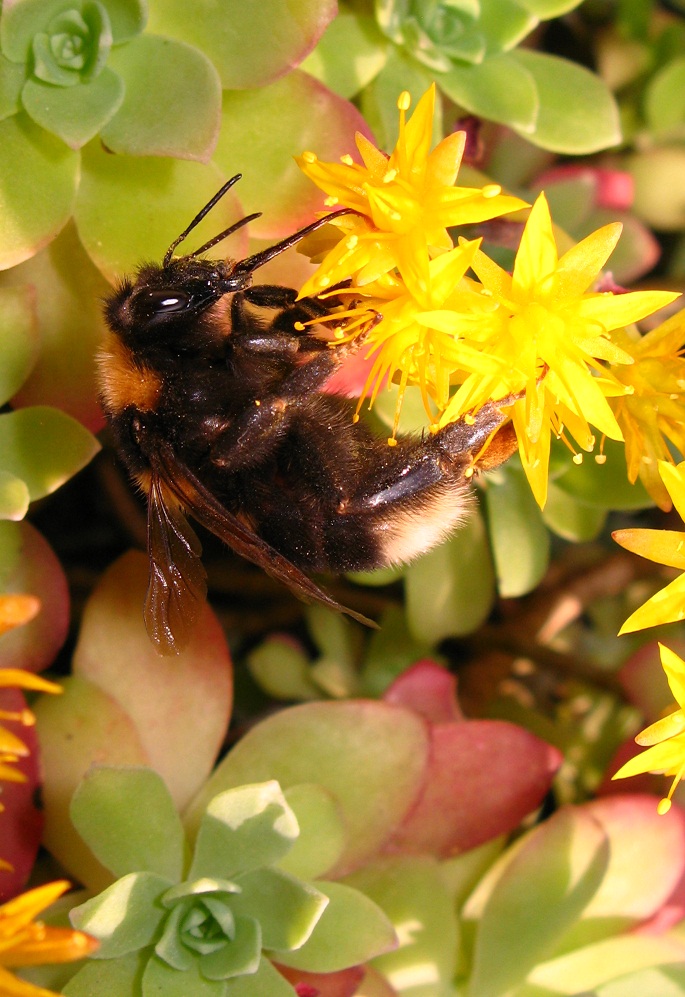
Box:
[99,176,517,653]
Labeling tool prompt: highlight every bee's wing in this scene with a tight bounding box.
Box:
[145,467,208,655]
[154,443,377,630]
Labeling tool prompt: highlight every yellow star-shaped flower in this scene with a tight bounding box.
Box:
[296,84,527,298]
[614,461,685,634]
[612,643,685,814]
[609,311,685,511]
[0,881,98,997]
[439,193,681,506]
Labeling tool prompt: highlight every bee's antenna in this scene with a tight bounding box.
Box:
[187,212,262,260]
[164,174,251,266]
[228,209,353,284]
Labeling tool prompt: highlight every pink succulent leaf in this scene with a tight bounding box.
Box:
[619,640,683,722]
[383,660,464,723]
[72,551,233,812]
[386,720,562,857]
[0,521,69,674]
[0,688,43,901]
[582,795,685,925]
[536,165,635,211]
[276,963,365,997]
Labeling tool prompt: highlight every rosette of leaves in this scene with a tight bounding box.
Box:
[63,769,396,997]
[302,0,621,154]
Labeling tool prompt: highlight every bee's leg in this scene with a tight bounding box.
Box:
[231,288,335,355]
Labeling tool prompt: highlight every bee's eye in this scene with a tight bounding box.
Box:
[132,288,192,324]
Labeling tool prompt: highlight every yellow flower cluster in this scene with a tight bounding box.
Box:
[297,85,682,507]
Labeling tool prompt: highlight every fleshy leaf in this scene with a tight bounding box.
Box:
[644,57,685,139]
[0,285,38,406]
[275,880,396,973]
[0,469,29,520]
[0,113,79,269]
[345,855,458,995]
[189,782,299,880]
[0,687,43,900]
[484,465,551,597]
[279,784,347,881]
[0,0,146,58]
[551,439,653,510]
[0,51,26,119]
[439,52,539,134]
[299,3,387,98]
[32,675,151,891]
[225,957,299,997]
[232,867,328,952]
[70,871,171,957]
[102,34,221,161]
[465,808,610,997]
[73,551,233,812]
[276,964,366,997]
[183,701,430,876]
[383,660,464,724]
[215,71,373,239]
[510,49,622,153]
[21,67,124,148]
[387,719,560,856]
[62,950,148,997]
[543,482,608,542]
[2,222,111,430]
[70,766,186,881]
[405,508,496,643]
[75,141,245,280]
[146,0,336,89]
[0,406,99,502]
[0,520,69,671]
[142,954,228,996]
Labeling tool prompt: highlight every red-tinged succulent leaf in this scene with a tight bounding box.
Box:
[0,114,79,270]
[32,675,150,892]
[386,720,561,857]
[0,521,69,673]
[0,687,43,901]
[277,962,365,996]
[355,966,397,996]
[146,0,336,90]
[581,795,685,922]
[183,701,430,875]
[2,223,110,431]
[383,660,464,724]
[600,738,665,799]
[619,640,681,722]
[72,551,232,811]
[215,71,374,239]
[75,142,246,283]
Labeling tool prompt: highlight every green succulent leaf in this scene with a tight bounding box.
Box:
[551,438,653,510]
[478,0,537,54]
[275,879,397,973]
[359,48,437,150]
[247,637,321,703]
[232,867,328,952]
[0,285,38,406]
[222,957,298,997]
[278,785,347,881]
[595,964,685,997]
[1,0,146,62]
[102,34,221,161]
[70,767,186,882]
[215,70,371,239]
[0,223,110,429]
[299,2,387,98]
[62,950,148,997]
[146,0,336,90]
[183,701,430,875]
[465,808,610,997]
[438,51,539,134]
[75,141,241,280]
[484,465,551,598]
[346,855,459,994]
[0,52,27,119]
[543,483,608,542]
[200,915,261,980]
[21,67,124,148]
[0,113,79,269]
[518,0,583,14]
[189,783,300,881]
[645,57,685,139]
[70,870,172,957]
[0,470,30,520]
[142,954,227,997]
[0,406,99,502]
[510,49,622,152]
[405,506,496,643]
